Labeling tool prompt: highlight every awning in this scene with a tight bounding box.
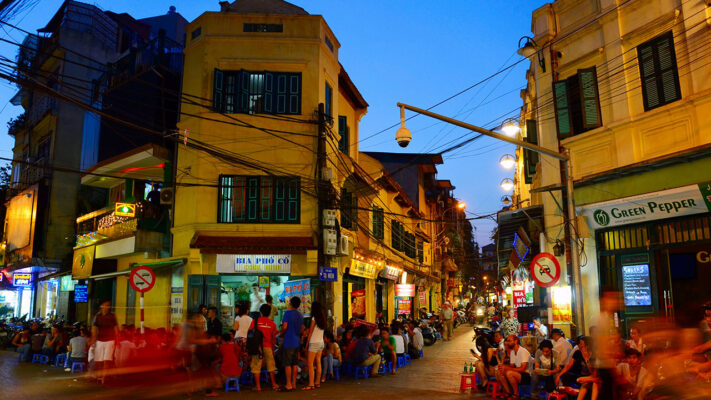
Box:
[191,234,316,254]
[81,144,171,188]
[89,258,185,280]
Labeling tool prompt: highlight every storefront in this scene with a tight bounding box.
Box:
[377,265,401,322]
[343,254,378,322]
[579,181,711,331]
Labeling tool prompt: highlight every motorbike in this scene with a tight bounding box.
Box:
[419,319,437,346]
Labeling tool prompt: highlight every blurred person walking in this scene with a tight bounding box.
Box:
[90,300,120,384]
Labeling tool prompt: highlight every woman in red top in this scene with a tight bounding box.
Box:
[218,333,242,378]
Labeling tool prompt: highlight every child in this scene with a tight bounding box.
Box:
[218,333,242,380]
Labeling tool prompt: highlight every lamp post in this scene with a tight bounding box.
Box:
[395,102,585,334]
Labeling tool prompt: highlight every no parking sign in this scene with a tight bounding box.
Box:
[130,266,156,293]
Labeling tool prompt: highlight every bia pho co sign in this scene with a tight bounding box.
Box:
[216,254,291,273]
[580,182,711,229]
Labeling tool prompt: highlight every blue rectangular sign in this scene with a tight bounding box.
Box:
[318,267,338,282]
[74,285,88,303]
[12,273,32,287]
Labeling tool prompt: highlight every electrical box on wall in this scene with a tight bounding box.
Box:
[323,209,337,227]
[338,235,350,256]
[324,229,337,255]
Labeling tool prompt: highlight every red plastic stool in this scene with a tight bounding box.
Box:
[459,372,477,392]
[486,380,504,398]
[547,392,567,400]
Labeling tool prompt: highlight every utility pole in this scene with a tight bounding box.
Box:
[316,103,335,323]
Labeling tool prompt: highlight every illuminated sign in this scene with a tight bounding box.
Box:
[115,202,136,217]
[12,273,32,287]
[349,260,377,279]
[395,284,415,297]
[74,285,88,303]
[216,254,291,273]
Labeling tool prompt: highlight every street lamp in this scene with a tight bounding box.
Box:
[500,178,514,191]
[395,101,585,334]
[457,202,466,210]
[501,195,511,206]
[517,36,546,72]
[500,118,520,137]
[499,154,515,169]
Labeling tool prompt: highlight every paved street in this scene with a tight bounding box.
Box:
[0,326,488,400]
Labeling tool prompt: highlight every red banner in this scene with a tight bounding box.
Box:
[397,298,412,315]
[351,289,366,318]
[512,290,526,307]
[418,291,427,304]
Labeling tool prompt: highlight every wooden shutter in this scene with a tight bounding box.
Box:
[264,72,274,113]
[638,41,659,110]
[260,177,273,221]
[274,178,286,222]
[552,80,573,139]
[638,32,681,111]
[218,176,232,222]
[373,206,384,239]
[340,188,351,229]
[276,74,287,114]
[417,240,424,263]
[289,74,301,115]
[338,116,348,154]
[239,70,250,113]
[213,69,223,112]
[204,275,221,309]
[656,33,681,105]
[287,178,299,222]
[246,177,259,222]
[524,119,539,184]
[233,176,246,222]
[187,275,204,313]
[578,67,602,130]
[325,83,332,117]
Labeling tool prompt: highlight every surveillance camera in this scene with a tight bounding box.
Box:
[396,126,411,148]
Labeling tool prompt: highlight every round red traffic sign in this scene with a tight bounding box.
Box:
[129,266,156,293]
[530,252,561,287]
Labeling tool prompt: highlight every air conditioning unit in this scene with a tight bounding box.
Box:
[159,187,174,205]
[338,235,350,256]
[323,209,337,227]
[324,229,337,255]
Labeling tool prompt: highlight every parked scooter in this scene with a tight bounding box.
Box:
[419,319,438,346]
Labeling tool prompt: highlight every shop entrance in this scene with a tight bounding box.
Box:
[220,274,296,329]
[342,274,365,322]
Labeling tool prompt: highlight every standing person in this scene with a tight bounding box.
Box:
[496,334,531,398]
[198,305,208,331]
[532,316,548,344]
[500,308,520,339]
[206,306,223,338]
[233,303,253,367]
[265,295,278,321]
[65,328,89,372]
[90,300,120,384]
[280,296,304,391]
[250,304,280,392]
[250,284,265,321]
[321,331,342,382]
[439,302,454,341]
[303,302,326,391]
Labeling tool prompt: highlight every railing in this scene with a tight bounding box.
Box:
[75,201,168,247]
[28,94,57,126]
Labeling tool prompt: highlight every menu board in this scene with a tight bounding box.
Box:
[74,285,88,303]
[621,264,652,306]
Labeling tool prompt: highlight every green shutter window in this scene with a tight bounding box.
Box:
[274,178,286,222]
[341,188,352,230]
[276,74,287,114]
[289,74,301,115]
[553,80,573,139]
[218,175,299,224]
[391,220,400,250]
[218,176,232,222]
[238,70,250,113]
[286,178,299,222]
[417,240,424,263]
[325,83,332,117]
[264,72,274,113]
[213,69,224,112]
[246,177,259,222]
[373,206,384,239]
[578,67,602,129]
[638,32,681,111]
[260,177,273,221]
[338,116,348,154]
[524,119,539,185]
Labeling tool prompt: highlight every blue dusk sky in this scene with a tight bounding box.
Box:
[0,0,547,245]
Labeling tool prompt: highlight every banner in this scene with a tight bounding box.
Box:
[283,279,312,316]
[72,245,95,279]
[397,298,411,315]
[418,291,427,305]
[216,254,291,273]
[349,260,377,279]
[170,293,183,326]
[512,290,526,307]
[351,289,366,318]
[551,286,573,323]
[394,284,415,297]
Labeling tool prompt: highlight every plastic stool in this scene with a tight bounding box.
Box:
[418,349,424,358]
[354,366,372,379]
[460,372,477,392]
[378,361,392,375]
[239,371,254,385]
[396,356,406,368]
[332,366,341,381]
[403,354,412,365]
[487,380,504,398]
[224,377,240,392]
[518,384,532,398]
[547,392,567,400]
[18,353,23,362]
[32,354,49,364]
[71,362,84,373]
[342,362,354,376]
[259,370,270,383]
[55,353,67,367]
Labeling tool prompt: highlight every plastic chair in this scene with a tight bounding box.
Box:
[32,354,49,364]
[547,392,567,400]
[378,361,392,375]
[55,353,67,367]
[71,362,84,373]
[224,377,240,392]
[487,380,504,399]
[354,366,372,379]
[459,372,477,392]
[403,354,412,365]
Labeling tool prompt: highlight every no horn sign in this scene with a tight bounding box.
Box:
[130,266,156,293]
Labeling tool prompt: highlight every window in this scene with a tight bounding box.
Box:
[338,116,349,154]
[417,240,424,263]
[340,188,357,230]
[11,163,20,186]
[637,31,681,111]
[325,83,333,118]
[552,67,602,139]
[523,119,538,184]
[372,206,384,239]
[325,36,334,52]
[391,220,403,251]
[213,69,301,115]
[218,175,300,223]
[244,23,283,33]
[37,137,51,164]
[191,27,201,40]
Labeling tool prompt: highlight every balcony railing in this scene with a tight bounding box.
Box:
[75,201,168,247]
[28,94,57,126]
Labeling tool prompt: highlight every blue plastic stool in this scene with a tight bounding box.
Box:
[418,349,424,358]
[224,377,240,392]
[32,354,49,364]
[17,353,23,362]
[259,370,270,383]
[332,366,341,381]
[518,384,532,399]
[354,366,372,379]
[378,361,392,375]
[55,353,68,367]
[403,354,412,365]
[342,362,354,376]
[239,371,254,385]
[396,355,406,368]
[71,362,84,373]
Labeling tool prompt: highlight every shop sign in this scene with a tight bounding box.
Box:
[284,279,311,316]
[59,276,78,291]
[380,265,401,281]
[621,260,652,307]
[12,273,31,287]
[170,292,183,326]
[579,182,711,229]
[74,284,88,303]
[114,202,136,218]
[349,259,377,279]
[216,254,291,274]
[551,286,573,323]
[351,288,366,318]
[447,279,457,287]
[512,290,526,307]
[318,267,337,282]
[697,251,711,263]
[397,298,412,315]
[395,284,415,297]
[418,291,427,304]
[72,245,95,279]
[258,276,270,288]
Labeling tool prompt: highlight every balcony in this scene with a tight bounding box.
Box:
[7,113,26,136]
[75,200,169,256]
[28,94,57,127]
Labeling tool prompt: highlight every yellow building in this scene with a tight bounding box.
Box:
[515,0,711,334]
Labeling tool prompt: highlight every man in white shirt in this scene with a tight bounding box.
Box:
[532,316,548,344]
[551,328,573,366]
[250,284,265,320]
[496,334,531,398]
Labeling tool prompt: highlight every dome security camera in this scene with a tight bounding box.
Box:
[396,125,411,148]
